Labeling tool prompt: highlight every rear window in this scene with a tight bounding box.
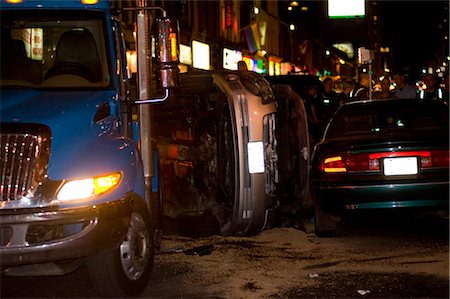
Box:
[326,100,449,138]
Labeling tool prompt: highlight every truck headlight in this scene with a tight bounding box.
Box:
[57,172,122,201]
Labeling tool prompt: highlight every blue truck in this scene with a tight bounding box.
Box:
[0,0,179,296]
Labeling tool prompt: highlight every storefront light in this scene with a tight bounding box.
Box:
[192,40,210,70]
[223,48,242,70]
[179,44,192,65]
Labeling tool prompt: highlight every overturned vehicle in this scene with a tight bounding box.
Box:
[154,70,310,236]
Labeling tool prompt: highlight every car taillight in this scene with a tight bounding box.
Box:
[321,153,373,173]
[428,150,450,168]
[321,150,449,174]
[321,156,347,173]
[369,151,449,169]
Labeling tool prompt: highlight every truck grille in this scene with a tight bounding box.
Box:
[1,124,51,202]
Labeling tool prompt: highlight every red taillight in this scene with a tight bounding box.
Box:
[429,150,450,168]
[346,153,374,171]
[321,156,347,173]
[369,150,449,169]
[321,150,449,174]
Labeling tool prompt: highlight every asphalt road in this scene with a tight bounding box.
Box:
[2,212,449,298]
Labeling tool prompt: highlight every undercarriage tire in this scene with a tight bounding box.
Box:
[177,210,220,238]
[87,201,155,298]
[314,206,337,238]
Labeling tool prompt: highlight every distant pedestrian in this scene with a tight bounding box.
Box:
[418,74,444,100]
[350,73,370,100]
[321,77,338,125]
[304,84,322,145]
[373,77,394,99]
[335,79,355,106]
[392,72,416,99]
[322,77,337,103]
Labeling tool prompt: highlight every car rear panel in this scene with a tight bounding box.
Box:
[312,99,449,213]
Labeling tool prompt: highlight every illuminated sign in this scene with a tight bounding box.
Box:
[225,0,233,28]
[180,44,192,65]
[332,42,354,59]
[242,56,255,71]
[268,56,281,76]
[328,0,365,18]
[223,48,242,70]
[281,62,293,75]
[192,40,210,70]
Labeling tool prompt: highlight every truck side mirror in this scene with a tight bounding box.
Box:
[156,17,179,89]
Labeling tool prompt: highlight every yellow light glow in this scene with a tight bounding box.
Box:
[323,156,347,173]
[192,40,210,70]
[6,0,22,3]
[93,173,121,195]
[324,167,347,173]
[170,33,178,62]
[324,156,342,164]
[82,0,98,4]
[126,50,137,74]
[57,172,122,201]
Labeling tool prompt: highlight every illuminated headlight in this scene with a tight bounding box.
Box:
[247,141,265,174]
[57,172,122,201]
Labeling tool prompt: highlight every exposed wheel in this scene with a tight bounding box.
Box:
[314,204,337,238]
[87,201,154,298]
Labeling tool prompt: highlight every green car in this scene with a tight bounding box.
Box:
[311,98,449,236]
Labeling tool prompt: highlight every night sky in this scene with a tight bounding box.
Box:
[380,1,448,77]
[279,0,449,80]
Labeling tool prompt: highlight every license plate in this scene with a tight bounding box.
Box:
[383,157,418,176]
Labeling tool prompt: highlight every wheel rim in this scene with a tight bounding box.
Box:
[120,212,151,281]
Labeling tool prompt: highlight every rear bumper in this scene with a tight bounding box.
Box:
[314,181,449,214]
[0,198,132,267]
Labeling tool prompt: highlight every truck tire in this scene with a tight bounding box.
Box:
[87,200,154,298]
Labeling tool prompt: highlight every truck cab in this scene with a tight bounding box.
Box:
[1,1,159,296]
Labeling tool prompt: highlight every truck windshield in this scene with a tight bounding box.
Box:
[1,11,110,89]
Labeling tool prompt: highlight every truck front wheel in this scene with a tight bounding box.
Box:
[87,202,154,297]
